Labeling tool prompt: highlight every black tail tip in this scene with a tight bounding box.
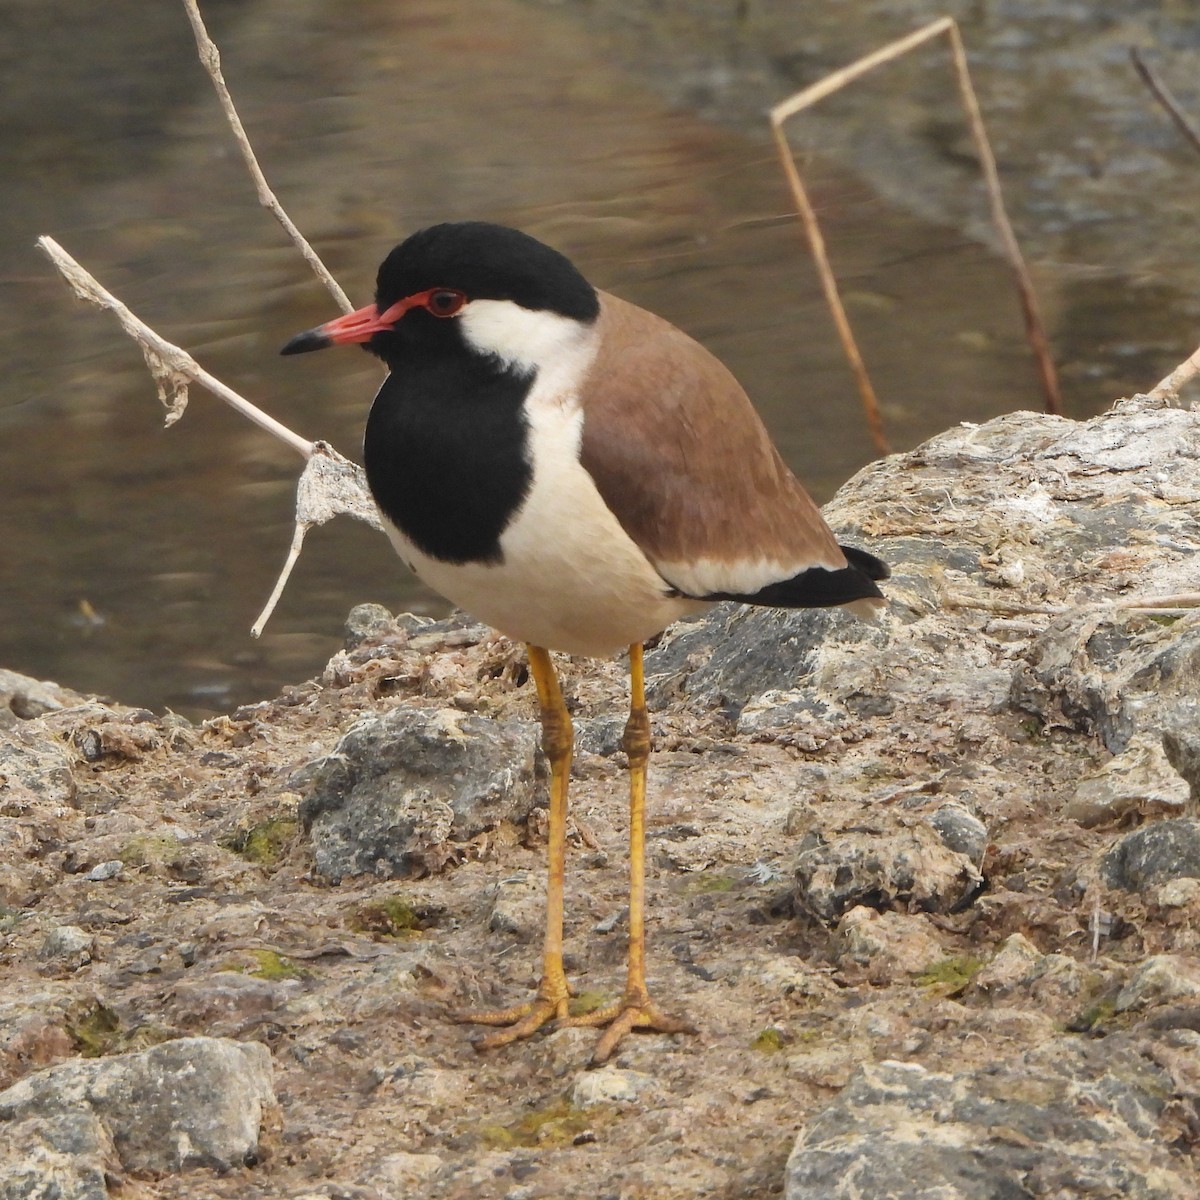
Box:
[280,328,331,356]
[841,544,890,582]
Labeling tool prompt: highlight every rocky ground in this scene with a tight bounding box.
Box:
[3,395,1200,1199]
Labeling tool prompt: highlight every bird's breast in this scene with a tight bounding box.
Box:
[363,360,533,565]
[366,362,699,655]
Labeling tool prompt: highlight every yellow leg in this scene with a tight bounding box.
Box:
[456,644,573,1047]
[565,643,696,1063]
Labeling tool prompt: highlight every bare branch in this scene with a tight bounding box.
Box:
[37,236,315,459]
[181,0,353,313]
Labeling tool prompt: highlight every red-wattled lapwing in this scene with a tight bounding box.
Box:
[282,221,888,1063]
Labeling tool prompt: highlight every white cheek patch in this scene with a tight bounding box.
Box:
[459,300,591,375]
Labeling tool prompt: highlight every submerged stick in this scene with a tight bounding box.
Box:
[181,0,352,312]
[770,16,1062,446]
[1131,48,1200,158]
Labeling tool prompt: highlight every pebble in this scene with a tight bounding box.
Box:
[85,860,123,882]
[572,1067,656,1108]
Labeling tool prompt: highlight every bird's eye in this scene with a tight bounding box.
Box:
[425,289,467,317]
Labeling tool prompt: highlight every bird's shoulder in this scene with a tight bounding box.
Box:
[577,292,846,590]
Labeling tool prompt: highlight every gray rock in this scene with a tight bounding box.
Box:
[735,690,850,750]
[0,725,76,808]
[366,1150,446,1197]
[1162,703,1200,808]
[785,1044,1192,1200]
[1013,615,1200,756]
[574,714,625,759]
[169,973,300,1039]
[342,601,403,649]
[0,992,76,1093]
[793,821,982,922]
[0,1036,275,1175]
[300,705,543,881]
[484,873,543,940]
[0,669,82,724]
[927,804,988,865]
[37,926,93,970]
[834,907,944,982]
[645,604,884,714]
[970,932,1043,997]
[1102,819,1200,891]
[0,1112,112,1200]
[1068,735,1191,827]
[1116,956,1200,1014]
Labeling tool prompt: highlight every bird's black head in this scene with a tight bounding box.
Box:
[280,222,599,366]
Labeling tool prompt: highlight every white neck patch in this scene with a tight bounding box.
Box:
[459,299,593,376]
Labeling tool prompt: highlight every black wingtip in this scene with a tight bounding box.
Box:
[280,328,331,356]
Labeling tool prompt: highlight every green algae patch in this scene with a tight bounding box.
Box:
[67,1002,123,1057]
[223,816,298,866]
[355,893,422,937]
[568,990,611,1017]
[751,1026,786,1054]
[65,1002,173,1058]
[1068,996,1118,1033]
[119,834,184,869]
[478,1096,599,1149]
[216,948,304,980]
[916,955,983,996]
[248,948,302,980]
[688,872,736,895]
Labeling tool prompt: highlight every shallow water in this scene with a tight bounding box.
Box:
[1,0,1192,715]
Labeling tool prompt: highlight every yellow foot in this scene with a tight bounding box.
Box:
[455,979,572,1051]
[563,990,697,1064]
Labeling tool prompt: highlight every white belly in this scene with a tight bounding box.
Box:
[380,402,706,657]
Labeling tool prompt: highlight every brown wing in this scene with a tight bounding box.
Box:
[578,292,850,598]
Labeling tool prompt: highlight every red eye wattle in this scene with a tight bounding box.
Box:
[425,289,467,317]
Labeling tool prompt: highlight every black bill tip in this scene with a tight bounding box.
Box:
[280,328,332,356]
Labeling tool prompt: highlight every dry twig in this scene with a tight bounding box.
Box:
[1147,342,1200,401]
[181,0,352,312]
[36,236,382,636]
[942,589,1200,619]
[770,16,1062,454]
[37,236,314,458]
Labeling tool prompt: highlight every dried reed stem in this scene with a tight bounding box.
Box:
[769,120,890,455]
[770,15,1062,450]
[943,21,1061,416]
[181,0,352,313]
